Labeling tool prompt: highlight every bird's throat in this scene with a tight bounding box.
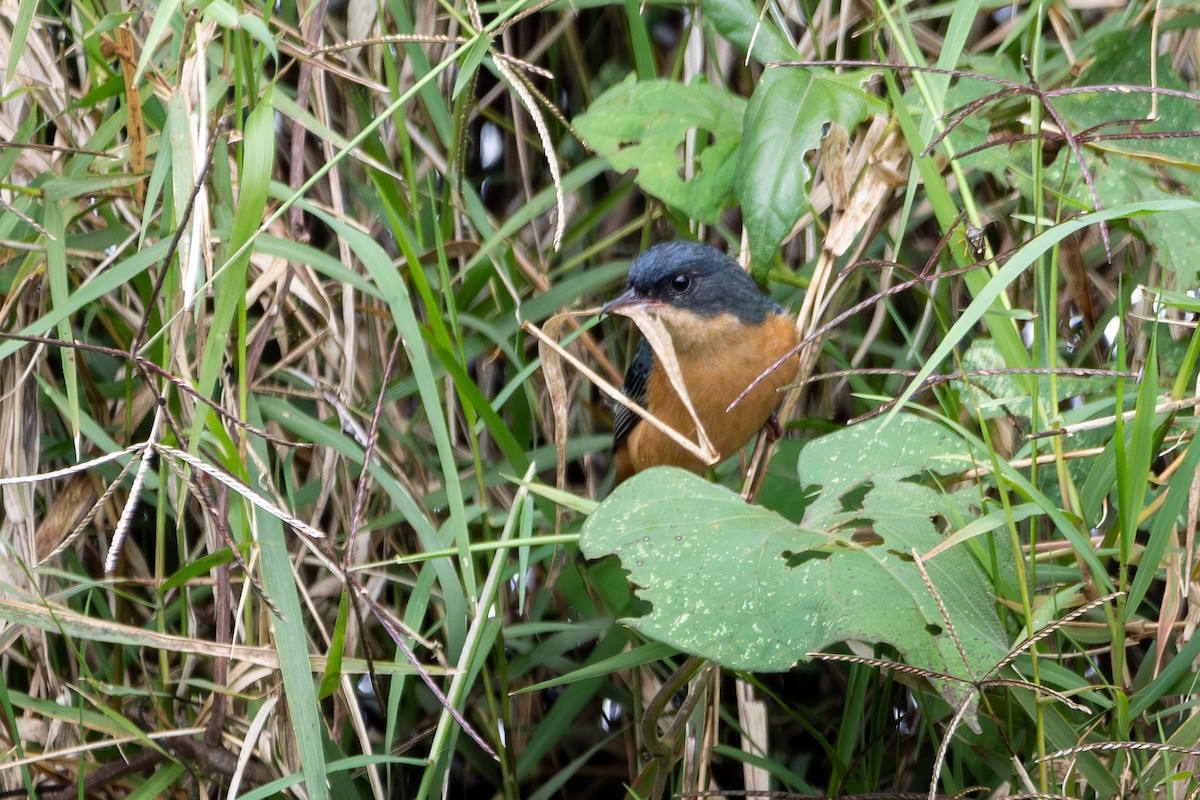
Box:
[651,307,746,358]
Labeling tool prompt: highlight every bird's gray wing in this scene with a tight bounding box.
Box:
[612,337,652,452]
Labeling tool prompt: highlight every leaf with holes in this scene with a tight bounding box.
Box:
[581,415,1006,728]
[574,77,746,224]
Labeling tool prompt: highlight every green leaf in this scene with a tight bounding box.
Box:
[196,87,275,404]
[581,416,1007,725]
[737,68,869,276]
[136,0,183,82]
[319,591,350,700]
[887,199,1200,424]
[238,13,279,62]
[248,433,329,800]
[574,77,745,224]
[1127,410,1200,617]
[699,0,796,63]
[1053,28,1200,286]
[197,0,239,28]
[453,33,492,100]
[959,339,1033,420]
[42,173,145,202]
[43,201,80,453]
[160,547,236,594]
[4,0,37,91]
[515,640,678,693]
[624,0,656,79]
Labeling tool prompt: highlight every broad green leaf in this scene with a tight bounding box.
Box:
[1079,156,1200,289]
[699,0,796,63]
[1053,28,1200,286]
[799,413,974,504]
[737,68,869,276]
[959,338,1033,420]
[574,77,745,224]
[1057,28,1200,165]
[799,415,1009,703]
[581,415,1007,725]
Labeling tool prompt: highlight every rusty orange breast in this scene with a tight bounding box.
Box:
[614,311,799,481]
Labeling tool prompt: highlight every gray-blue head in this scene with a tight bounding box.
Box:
[603,241,777,324]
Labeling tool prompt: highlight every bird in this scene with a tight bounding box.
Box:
[603,241,800,482]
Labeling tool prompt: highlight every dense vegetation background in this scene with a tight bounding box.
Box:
[2,0,1200,798]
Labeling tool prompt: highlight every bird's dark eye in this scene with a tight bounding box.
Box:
[670,274,691,293]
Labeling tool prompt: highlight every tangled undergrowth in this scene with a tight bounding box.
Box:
[1,1,1200,798]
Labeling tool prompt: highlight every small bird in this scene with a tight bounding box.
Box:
[604,241,800,482]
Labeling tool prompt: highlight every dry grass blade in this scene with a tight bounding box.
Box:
[989,592,1124,675]
[822,118,910,258]
[735,678,770,792]
[912,547,974,681]
[1038,741,1200,761]
[104,409,162,573]
[523,318,719,467]
[493,57,565,251]
[0,727,205,774]
[227,694,280,798]
[0,595,354,669]
[350,579,498,760]
[0,445,147,486]
[155,445,329,543]
[7,0,1198,795]
[1027,395,1200,439]
[345,334,402,567]
[538,311,573,505]
[607,305,719,465]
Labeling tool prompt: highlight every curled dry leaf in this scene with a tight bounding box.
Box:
[608,304,719,466]
[537,312,573,495]
[824,117,910,257]
[524,310,720,489]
